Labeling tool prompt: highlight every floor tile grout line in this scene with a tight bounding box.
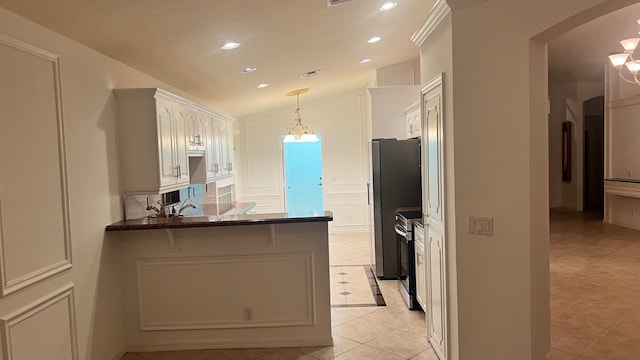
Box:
[582,311,629,354]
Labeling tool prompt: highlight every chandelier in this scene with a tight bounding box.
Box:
[284,88,318,142]
[608,24,640,85]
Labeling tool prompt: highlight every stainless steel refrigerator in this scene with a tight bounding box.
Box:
[368,138,421,279]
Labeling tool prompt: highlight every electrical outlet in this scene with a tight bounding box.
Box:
[243,307,253,321]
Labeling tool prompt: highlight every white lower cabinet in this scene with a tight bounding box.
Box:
[414,222,426,311]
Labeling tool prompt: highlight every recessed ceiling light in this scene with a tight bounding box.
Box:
[379,2,397,11]
[221,42,241,50]
[360,58,372,64]
[368,36,382,43]
[242,67,257,73]
[257,83,269,89]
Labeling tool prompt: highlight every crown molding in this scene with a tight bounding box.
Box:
[411,0,451,46]
[446,0,487,10]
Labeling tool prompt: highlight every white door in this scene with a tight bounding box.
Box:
[422,74,448,360]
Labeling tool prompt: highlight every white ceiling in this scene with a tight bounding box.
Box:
[0,0,435,117]
[548,2,640,83]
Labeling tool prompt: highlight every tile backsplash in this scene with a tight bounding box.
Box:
[123,182,235,219]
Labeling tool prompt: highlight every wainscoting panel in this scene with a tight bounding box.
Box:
[239,194,283,213]
[326,191,369,233]
[0,284,78,360]
[137,253,315,330]
[0,34,72,296]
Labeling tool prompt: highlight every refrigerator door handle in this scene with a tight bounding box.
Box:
[366,183,370,205]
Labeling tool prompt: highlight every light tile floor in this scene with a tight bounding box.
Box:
[550,209,640,360]
[122,232,436,360]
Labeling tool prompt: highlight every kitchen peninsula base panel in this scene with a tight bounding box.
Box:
[117,222,332,350]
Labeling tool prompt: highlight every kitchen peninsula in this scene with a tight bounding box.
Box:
[106,210,333,352]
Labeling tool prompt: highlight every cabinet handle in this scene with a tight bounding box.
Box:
[175,166,179,178]
[228,162,233,171]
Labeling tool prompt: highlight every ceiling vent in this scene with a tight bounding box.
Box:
[301,69,322,79]
[327,0,352,7]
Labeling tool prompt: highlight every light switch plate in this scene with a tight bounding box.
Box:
[468,216,494,236]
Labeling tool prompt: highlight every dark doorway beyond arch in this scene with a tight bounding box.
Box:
[583,96,604,213]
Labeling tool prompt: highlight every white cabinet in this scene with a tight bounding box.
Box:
[225,120,235,174]
[214,118,235,175]
[203,116,221,180]
[159,98,190,188]
[186,109,205,154]
[115,88,191,194]
[414,221,426,311]
[116,88,236,192]
[405,100,421,138]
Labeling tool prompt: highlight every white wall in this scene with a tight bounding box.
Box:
[0,6,220,360]
[237,88,370,233]
[368,85,422,140]
[375,58,421,86]
[444,0,636,359]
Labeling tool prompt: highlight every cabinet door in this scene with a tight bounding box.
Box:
[173,106,190,186]
[415,227,426,310]
[194,112,205,152]
[217,119,229,175]
[186,109,197,150]
[203,117,218,181]
[226,121,235,173]
[156,98,178,187]
[427,226,445,354]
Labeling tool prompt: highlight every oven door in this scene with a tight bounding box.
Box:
[396,224,416,309]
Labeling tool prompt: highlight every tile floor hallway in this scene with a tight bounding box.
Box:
[549,210,640,360]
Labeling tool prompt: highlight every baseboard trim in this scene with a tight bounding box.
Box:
[125,336,334,353]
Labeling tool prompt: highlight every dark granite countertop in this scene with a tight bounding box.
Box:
[105,210,333,232]
[604,178,640,184]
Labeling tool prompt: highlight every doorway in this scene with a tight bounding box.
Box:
[282,136,323,214]
[583,96,604,213]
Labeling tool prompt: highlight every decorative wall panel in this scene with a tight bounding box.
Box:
[324,96,363,186]
[0,284,78,360]
[137,253,315,330]
[245,117,278,189]
[0,34,71,296]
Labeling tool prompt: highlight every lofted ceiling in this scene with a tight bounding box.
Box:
[548,2,640,84]
[0,0,435,117]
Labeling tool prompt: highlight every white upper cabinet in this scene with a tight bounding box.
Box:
[186,109,205,154]
[114,88,192,194]
[404,100,421,138]
[225,120,235,174]
[203,116,219,181]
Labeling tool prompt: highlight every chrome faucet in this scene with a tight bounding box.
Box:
[146,197,161,214]
[176,198,198,217]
